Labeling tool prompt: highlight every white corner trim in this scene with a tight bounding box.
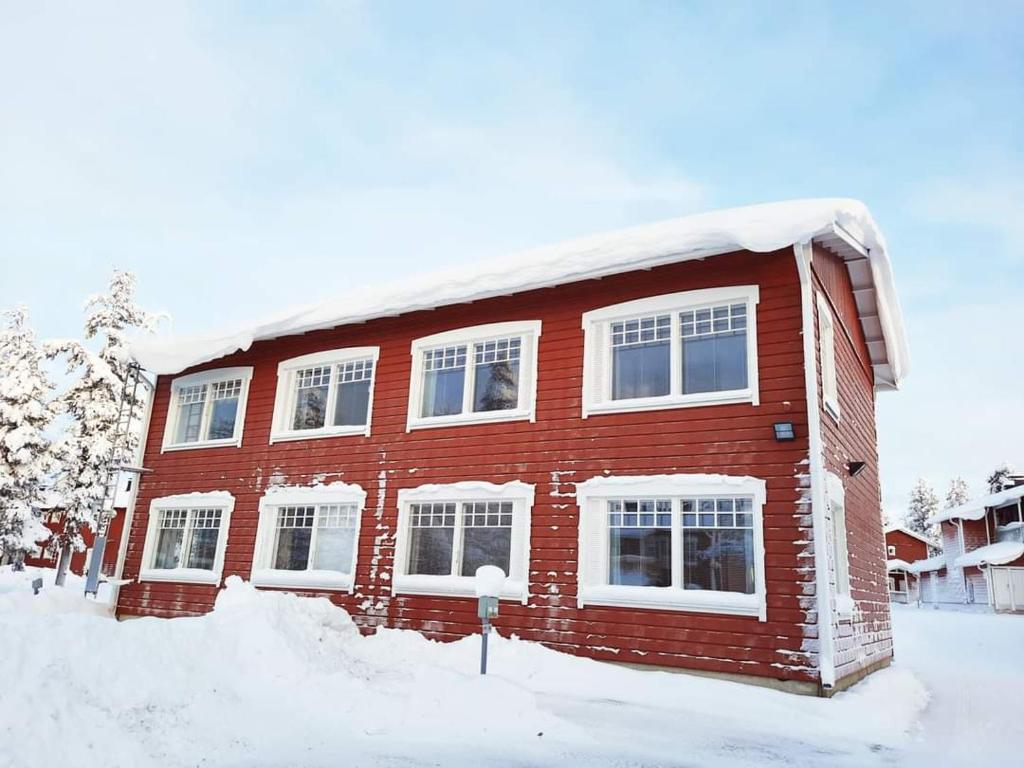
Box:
[270,347,380,443]
[574,473,767,622]
[161,366,254,452]
[392,480,535,604]
[405,320,542,432]
[795,242,837,689]
[580,286,761,418]
[252,482,367,595]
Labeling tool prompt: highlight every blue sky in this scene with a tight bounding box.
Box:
[2,1,1022,517]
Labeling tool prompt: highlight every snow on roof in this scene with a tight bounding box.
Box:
[907,555,947,574]
[954,541,1024,569]
[130,198,908,386]
[887,559,914,572]
[883,525,933,547]
[931,484,1024,526]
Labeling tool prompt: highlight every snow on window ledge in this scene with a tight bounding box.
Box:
[139,568,222,586]
[250,569,353,592]
[835,593,856,619]
[579,585,762,617]
[392,574,528,604]
[163,436,244,453]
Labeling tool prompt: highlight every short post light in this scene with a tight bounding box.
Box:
[475,565,506,675]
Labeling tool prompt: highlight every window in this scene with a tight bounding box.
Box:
[393,481,534,601]
[407,322,541,430]
[140,492,234,584]
[271,348,379,442]
[817,294,840,421]
[581,287,759,417]
[162,367,253,451]
[826,472,853,616]
[887,544,896,557]
[251,483,366,591]
[575,474,767,619]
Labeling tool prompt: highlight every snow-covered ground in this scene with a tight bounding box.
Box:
[1,567,1019,768]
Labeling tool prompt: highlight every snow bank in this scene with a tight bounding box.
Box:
[130,198,908,386]
[1,568,928,767]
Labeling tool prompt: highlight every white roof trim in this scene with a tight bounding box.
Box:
[886,559,913,572]
[129,198,909,388]
[930,485,1024,525]
[907,555,947,574]
[883,525,934,547]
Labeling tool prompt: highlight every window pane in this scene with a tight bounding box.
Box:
[612,342,670,400]
[292,367,330,430]
[208,398,238,440]
[408,528,454,575]
[681,304,748,395]
[334,380,371,426]
[607,503,671,588]
[683,529,754,594]
[421,347,467,418]
[175,387,206,443]
[313,527,356,572]
[154,528,184,569]
[460,501,513,576]
[472,338,521,412]
[186,528,219,570]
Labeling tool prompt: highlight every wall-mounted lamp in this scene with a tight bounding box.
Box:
[847,461,867,478]
[773,422,796,442]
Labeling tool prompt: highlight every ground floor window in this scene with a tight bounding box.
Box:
[140,492,234,585]
[575,474,767,620]
[392,481,533,602]
[250,482,366,592]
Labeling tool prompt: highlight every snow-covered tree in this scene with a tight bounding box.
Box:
[986,463,1016,494]
[47,272,155,577]
[906,478,940,544]
[0,307,55,566]
[944,476,970,510]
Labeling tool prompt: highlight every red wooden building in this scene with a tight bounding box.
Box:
[883,525,932,603]
[113,199,908,695]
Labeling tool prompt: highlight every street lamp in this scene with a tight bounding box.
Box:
[475,565,506,675]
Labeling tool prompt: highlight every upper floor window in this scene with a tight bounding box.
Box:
[581,287,760,417]
[887,544,896,557]
[162,367,253,451]
[250,483,366,592]
[271,348,379,442]
[575,474,767,620]
[139,492,234,585]
[392,481,534,602]
[406,321,541,430]
[816,294,840,421]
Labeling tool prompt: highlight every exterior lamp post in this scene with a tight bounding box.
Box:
[475,565,506,675]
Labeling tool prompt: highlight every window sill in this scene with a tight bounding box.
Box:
[139,568,221,586]
[824,397,841,423]
[392,574,528,604]
[407,409,534,432]
[584,389,756,418]
[250,569,354,592]
[161,437,242,453]
[835,593,855,619]
[269,425,370,444]
[578,585,764,620]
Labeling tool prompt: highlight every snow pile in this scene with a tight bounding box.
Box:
[130,198,908,386]
[1,568,930,768]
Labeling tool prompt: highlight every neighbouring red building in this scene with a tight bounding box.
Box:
[883,525,932,603]
[112,199,908,695]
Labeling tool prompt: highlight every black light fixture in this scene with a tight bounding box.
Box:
[773,422,796,442]
[847,461,867,478]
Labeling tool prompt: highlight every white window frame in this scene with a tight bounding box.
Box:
[581,286,760,418]
[826,471,853,617]
[575,474,767,620]
[270,347,380,443]
[816,293,841,422]
[887,544,896,557]
[392,481,534,602]
[406,321,542,431]
[250,482,367,592]
[161,367,254,451]
[139,492,234,585]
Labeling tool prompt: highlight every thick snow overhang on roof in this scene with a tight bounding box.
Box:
[883,525,934,547]
[954,541,1024,569]
[887,559,913,572]
[130,198,909,386]
[931,485,1024,526]
[907,555,947,574]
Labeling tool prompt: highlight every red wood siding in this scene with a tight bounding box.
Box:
[811,243,892,682]
[885,530,929,563]
[117,248,822,684]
